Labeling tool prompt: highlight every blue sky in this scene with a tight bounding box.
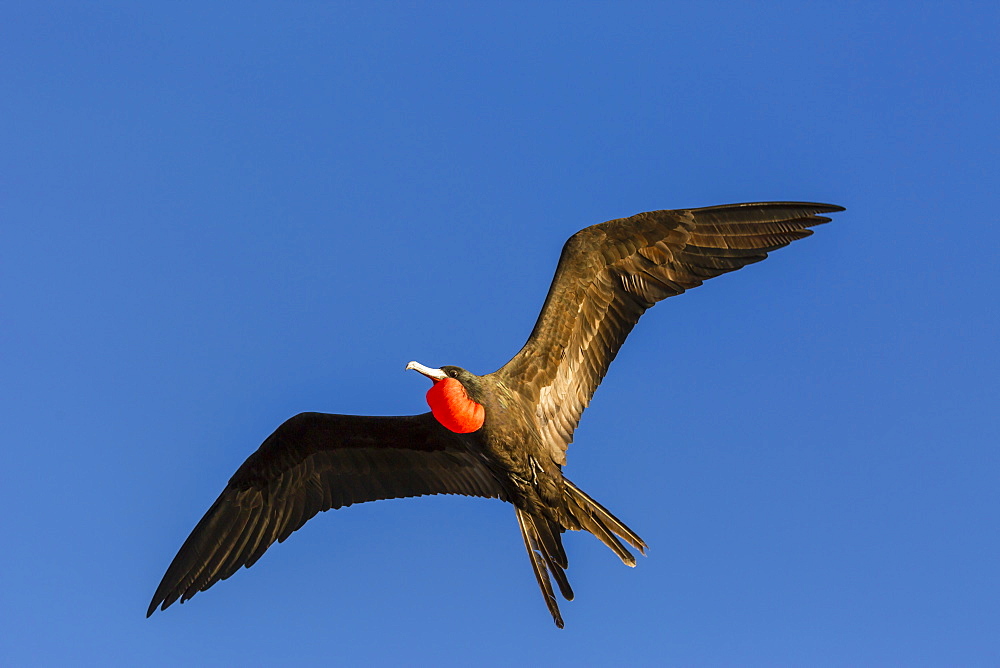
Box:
[3,2,998,665]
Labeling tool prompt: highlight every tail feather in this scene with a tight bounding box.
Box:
[564,477,647,560]
[516,507,566,628]
[570,504,636,567]
[528,513,573,599]
[514,480,645,628]
[531,512,569,569]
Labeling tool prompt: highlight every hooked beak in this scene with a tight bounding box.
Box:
[406,360,447,382]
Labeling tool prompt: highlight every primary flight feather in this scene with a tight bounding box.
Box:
[148,201,842,627]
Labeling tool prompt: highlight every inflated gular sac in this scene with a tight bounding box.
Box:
[426,378,485,433]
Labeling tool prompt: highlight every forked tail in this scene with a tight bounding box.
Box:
[515,507,572,628]
[515,479,646,628]
[563,477,647,564]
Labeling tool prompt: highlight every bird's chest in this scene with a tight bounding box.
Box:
[474,382,562,497]
[480,421,562,507]
[480,425,541,474]
[480,392,542,462]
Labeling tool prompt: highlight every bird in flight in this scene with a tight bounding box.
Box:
[148,202,842,627]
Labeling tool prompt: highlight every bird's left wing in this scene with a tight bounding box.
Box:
[148,411,507,616]
[497,202,842,466]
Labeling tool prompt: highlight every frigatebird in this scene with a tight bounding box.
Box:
[148,202,842,627]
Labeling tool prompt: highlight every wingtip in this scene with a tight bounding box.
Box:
[796,202,845,213]
[786,201,845,213]
[147,592,172,617]
[810,203,845,217]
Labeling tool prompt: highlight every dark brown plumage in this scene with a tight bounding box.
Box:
[148,201,842,627]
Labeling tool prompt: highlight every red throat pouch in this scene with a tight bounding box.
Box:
[426,378,485,433]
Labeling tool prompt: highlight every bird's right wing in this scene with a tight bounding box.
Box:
[148,411,507,616]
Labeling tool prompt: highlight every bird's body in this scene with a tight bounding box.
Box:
[149,202,842,627]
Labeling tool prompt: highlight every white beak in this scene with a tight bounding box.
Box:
[405,360,447,381]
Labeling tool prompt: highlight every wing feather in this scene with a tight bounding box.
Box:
[148,411,508,616]
[498,202,842,465]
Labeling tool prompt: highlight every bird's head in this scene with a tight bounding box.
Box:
[406,361,486,433]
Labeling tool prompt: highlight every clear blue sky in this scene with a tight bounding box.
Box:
[3,3,998,665]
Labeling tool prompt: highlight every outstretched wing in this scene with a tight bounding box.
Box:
[498,202,842,466]
[148,412,507,616]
